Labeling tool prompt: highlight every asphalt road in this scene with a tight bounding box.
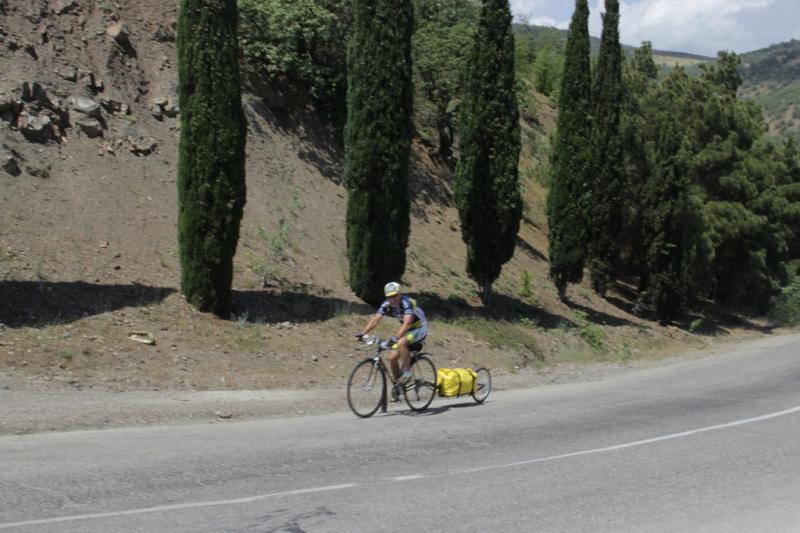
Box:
[2,333,800,532]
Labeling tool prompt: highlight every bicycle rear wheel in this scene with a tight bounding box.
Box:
[472,367,491,403]
[404,354,436,411]
[347,358,385,418]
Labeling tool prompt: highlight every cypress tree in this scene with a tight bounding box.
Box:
[344,0,414,304]
[546,0,592,300]
[177,0,247,316]
[588,0,624,296]
[454,0,522,305]
[618,42,657,288]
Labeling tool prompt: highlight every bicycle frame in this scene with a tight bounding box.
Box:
[360,335,424,413]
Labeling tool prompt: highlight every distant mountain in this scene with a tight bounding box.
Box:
[513,22,713,62]
[739,40,800,140]
[513,23,799,140]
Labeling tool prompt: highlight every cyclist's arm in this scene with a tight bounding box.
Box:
[360,313,382,335]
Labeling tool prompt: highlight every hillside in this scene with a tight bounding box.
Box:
[514,22,799,141]
[739,40,800,140]
[0,1,772,399]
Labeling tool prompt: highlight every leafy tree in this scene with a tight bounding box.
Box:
[546,0,592,300]
[632,53,793,319]
[344,0,414,304]
[238,0,350,129]
[412,0,478,159]
[637,89,713,323]
[587,0,623,296]
[177,0,247,316]
[531,43,563,97]
[455,0,522,304]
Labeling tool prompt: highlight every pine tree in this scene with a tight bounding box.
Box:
[455,0,522,305]
[638,69,714,323]
[588,0,624,296]
[177,0,247,316]
[344,0,414,304]
[546,0,592,300]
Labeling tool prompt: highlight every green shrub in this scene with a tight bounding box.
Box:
[770,279,800,326]
[520,270,534,299]
[689,318,704,332]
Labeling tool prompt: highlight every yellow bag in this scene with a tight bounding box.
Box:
[436,367,478,397]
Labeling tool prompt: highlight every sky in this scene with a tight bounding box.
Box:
[509,0,799,57]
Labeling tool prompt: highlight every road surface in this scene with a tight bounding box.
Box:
[2,333,800,532]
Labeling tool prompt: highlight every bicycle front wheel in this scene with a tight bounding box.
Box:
[347,358,386,418]
[404,354,437,411]
[472,367,491,403]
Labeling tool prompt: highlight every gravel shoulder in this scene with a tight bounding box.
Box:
[4,332,783,436]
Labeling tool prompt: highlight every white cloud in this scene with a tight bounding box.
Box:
[522,15,569,29]
[612,0,785,55]
[510,0,570,28]
[511,0,798,55]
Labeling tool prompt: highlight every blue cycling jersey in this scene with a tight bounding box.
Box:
[378,295,428,330]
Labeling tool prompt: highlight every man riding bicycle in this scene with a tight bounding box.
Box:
[355,282,429,394]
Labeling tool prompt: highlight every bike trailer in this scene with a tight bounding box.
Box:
[436,367,478,397]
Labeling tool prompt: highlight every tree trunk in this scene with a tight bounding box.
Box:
[480,279,493,305]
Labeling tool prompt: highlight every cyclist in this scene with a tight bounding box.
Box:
[355,281,429,395]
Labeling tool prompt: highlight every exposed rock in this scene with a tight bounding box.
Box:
[25,2,47,23]
[149,97,178,119]
[2,154,21,177]
[22,81,56,109]
[58,66,77,82]
[51,0,78,15]
[25,161,51,179]
[128,332,155,345]
[0,87,23,117]
[152,25,176,43]
[17,112,55,142]
[130,137,157,156]
[162,101,179,118]
[99,98,129,116]
[74,116,103,138]
[106,22,130,45]
[68,96,102,119]
[24,42,37,59]
[20,81,32,101]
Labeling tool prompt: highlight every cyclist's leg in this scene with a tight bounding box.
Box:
[396,337,411,374]
[387,349,401,380]
[399,326,427,374]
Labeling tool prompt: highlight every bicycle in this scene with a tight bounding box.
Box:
[346,335,437,418]
[471,366,492,403]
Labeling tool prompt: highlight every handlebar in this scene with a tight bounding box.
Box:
[359,335,392,350]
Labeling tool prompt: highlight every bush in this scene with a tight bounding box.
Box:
[770,278,800,326]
